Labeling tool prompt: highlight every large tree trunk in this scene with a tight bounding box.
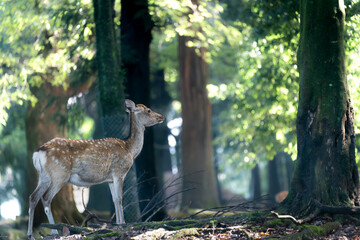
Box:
[26,82,82,227]
[285,0,360,214]
[178,35,219,209]
[121,0,166,221]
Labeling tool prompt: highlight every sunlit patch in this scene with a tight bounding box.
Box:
[0,198,21,220]
[73,186,89,213]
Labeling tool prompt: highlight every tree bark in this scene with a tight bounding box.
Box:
[93,0,124,116]
[93,0,141,222]
[179,35,219,209]
[121,0,166,221]
[285,0,360,214]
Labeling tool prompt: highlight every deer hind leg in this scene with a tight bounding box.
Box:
[27,176,51,239]
[41,180,66,235]
[109,177,125,224]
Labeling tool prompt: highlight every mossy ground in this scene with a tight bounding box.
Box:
[1,211,360,239]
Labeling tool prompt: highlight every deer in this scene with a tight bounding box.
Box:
[27,99,165,239]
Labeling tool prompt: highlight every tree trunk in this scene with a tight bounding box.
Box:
[152,69,173,180]
[250,164,261,200]
[179,35,219,209]
[93,0,141,222]
[285,0,360,214]
[121,0,166,221]
[26,82,82,227]
[268,157,281,203]
[93,0,124,116]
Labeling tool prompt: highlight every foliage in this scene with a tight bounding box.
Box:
[0,0,95,126]
[150,0,360,181]
[207,0,300,172]
[0,0,95,214]
[0,105,27,205]
[67,98,95,140]
[211,0,360,171]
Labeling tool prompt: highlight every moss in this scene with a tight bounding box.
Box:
[281,222,340,239]
[170,228,199,239]
[265,218,293,228]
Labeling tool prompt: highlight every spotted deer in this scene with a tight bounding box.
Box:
[27,99,165,239]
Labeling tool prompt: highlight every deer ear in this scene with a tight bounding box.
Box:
[124,99,136,112]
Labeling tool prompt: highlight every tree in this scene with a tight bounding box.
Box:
[93,0,142,222]
[93,0,124,116]
[209,1,300,184]
[249,164,261,200]
[178,0,220,209]
[121,0,166,220]
[284,0,360,214]
[19,0,96,226]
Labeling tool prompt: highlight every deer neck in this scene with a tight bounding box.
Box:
[125,112,145,158]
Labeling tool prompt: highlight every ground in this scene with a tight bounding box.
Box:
[2,211,360,239]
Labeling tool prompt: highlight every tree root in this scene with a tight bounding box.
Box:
[273,199,360,224]
[271,209,320,224]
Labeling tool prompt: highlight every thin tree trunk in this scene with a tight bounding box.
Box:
[179,35,219,209]
[285,0,360,214]
[250,164,261,200]
[152,69,173,181]
[268,157,281,203]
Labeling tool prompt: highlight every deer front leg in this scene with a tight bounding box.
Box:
[109,177,125,224]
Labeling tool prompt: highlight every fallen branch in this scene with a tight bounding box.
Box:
[40,223,91,234]
[186,194,272,219]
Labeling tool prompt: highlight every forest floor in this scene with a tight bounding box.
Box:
[7,211,358,240]
[1,210,360,239]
